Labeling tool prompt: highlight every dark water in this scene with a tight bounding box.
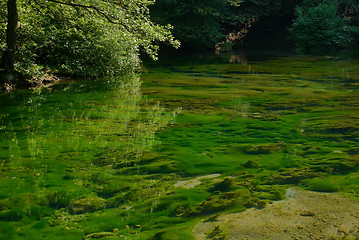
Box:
[0,53,358,239]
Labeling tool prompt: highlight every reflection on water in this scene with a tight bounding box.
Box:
[1,75,173,161]
[0,74,176,239]
[229,53,248,65]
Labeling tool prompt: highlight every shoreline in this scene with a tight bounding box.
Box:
[193,187,359,239]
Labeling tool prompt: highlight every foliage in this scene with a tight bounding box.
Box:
[150,0,294,50]
[0,1,6,54]
[290,1,358,53]
[150,0,243,49]
[0,0,179,82]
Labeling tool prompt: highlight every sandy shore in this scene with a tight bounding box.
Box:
[193,187,359,239]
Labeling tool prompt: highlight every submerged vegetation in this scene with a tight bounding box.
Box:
[1,53,358,239]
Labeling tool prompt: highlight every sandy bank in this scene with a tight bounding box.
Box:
[193,187,359,239]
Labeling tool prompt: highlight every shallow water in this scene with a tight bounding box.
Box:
[0,52,359,239]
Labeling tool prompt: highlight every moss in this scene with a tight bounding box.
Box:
[168,204,187,217]
[139,162,179,174]
[27,204,52,220]
[31,220,48,229]
[47,191,72,209]
[67,197,106,214]
[265,167,323,185]
[0,208,26,221]
[243,197,268,209]
[253,185,286,201]
[185,190,248,216]
[304,178,339,192]
[240,160,262,169]
[242,143,285,155]
[211,177,237,192]
[204,213,220,222]
[95,180,128,199]
[149,228,195,240]
[0,224,18,239]
[85,232,116,239]
[0,200,10,211]
[105,194,125,208]
[206,226,228,240]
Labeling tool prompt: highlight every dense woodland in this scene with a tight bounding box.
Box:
[0,0,358,90]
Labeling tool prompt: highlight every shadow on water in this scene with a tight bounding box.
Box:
[1,51,359,239]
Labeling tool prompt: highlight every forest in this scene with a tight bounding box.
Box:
[1,0,358,90]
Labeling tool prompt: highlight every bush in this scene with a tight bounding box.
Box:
[290,2,358,53]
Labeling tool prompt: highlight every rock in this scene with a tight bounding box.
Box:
[211,177,236,192]
[300,211,315,217]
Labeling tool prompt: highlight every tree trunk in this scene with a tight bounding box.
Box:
[0,0,18,87]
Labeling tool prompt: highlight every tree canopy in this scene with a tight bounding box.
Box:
[0,0,179,89]
[290,0,358,53]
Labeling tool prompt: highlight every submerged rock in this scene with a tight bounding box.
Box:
[211,177,236,192]
[185,191,244,216]
[85,232,116,239]
[68,197,106,214]
[242,143,285,154]
[241,160,262,169]
[264,167,323,184]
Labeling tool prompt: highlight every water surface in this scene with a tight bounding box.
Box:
[0,52,359,239]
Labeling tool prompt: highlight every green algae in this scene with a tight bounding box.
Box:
[1,52,359,239]
[141,52,359,235]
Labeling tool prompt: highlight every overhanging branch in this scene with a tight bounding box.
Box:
[46,0,117,24]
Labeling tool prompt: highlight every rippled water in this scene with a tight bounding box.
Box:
[0,52,358,239]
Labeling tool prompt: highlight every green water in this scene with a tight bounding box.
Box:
[1,52,359,239]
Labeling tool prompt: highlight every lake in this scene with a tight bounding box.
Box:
[0,52,358,239]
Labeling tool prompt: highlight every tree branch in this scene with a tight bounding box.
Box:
[33,0,58,18]
[46,0,117,24]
